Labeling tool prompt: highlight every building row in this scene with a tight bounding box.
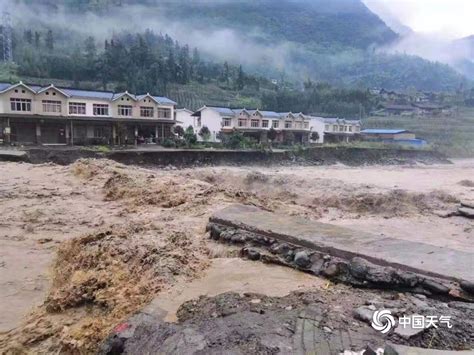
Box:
[177,106,361,144]
[0,82,365,146]
[0,81,177,145]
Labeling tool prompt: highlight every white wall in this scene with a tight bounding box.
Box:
[176,109,195,131]
[200,108,227,142]
[309,117,325,143]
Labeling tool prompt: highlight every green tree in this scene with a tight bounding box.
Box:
[184,125,197,146]
[173,125,185,137]
[267,127,277,142]
[310,131,320,141]
[23,30,33,45]
[198,125,211,141]
[236,65,245,90]
[45,30,54,50]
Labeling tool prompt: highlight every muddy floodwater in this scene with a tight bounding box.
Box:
[0,159,473,353]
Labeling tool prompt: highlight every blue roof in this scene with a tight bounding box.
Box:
[361,129,408,134]
[62,88,115,100]
[247,110,280,118]
[208,107,237,116]
[0,82,176,105]
[0,83,12,91]
[153,96,177,105]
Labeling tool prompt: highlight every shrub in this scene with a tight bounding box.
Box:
[198,126,211,141]
[162,138,176,148]
[184,126,197,146]
[173,125,185,137]
[310,131,320,141]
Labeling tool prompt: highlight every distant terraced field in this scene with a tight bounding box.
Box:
[364,108,474,157]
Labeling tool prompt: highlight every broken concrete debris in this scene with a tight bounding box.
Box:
[207,221,470,299]
[458,207,474,219]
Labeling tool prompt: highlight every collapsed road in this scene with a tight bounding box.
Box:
[1,159,473,354]
[100,205,474,354]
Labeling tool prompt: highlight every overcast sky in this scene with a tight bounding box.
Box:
[363,0,474,38]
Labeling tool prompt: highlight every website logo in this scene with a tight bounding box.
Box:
[371,310,396,334]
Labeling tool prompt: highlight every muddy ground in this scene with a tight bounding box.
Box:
[0,159,473,353]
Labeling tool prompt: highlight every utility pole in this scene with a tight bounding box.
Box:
[2,10,13,62]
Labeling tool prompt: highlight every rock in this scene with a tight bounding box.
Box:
[294,251,311,268]
[394,322,426,339]
[383,344,399,355]
[422,279,450,295]
[270,243,291,256]
[410,297,429,310]
[323,326,332,333]
[363,345,378,355]
[433,210,458,218]
[458,207,474,219]
[230,234,246,243]
[460,280,474,295]
[245,248,261,261]
[367,304,376,311]
[208,224,222,240]
[460,200,474,209]
[349,257,369,279]
[321,263,339,278]
[413,294,427,300]
[352,306,374,323]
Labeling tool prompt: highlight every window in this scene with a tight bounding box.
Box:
[339,125,344,132]
[118,105,132,116]
[140,106,154,117]
[295,122,302,129]
[349,126,353,132]
[223,118,232,127]
[42,100,62,113]
[238,118,247,127]
[69,102,86,115]
[157,108,171,119]
[93,104,109,116]
[344,126,348,132]
[10,98,32,112]
[251,119,260,128]
[272,120,279,129]
[197,117,202,127]
[304,122,309,129]
[285,121,292,129]
[94,127,105,138]
[333,125,338,132]
[262,120,269,128]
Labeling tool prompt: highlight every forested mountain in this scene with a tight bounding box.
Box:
[0,0,469,113]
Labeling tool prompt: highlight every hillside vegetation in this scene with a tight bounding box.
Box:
[4,0,469,92]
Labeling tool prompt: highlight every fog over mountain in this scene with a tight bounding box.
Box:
[363,0,474,79]
[0,0,470,90]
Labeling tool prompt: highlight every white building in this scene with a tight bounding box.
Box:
[322,118,361,143]
[0,81,176,145]
[191,106,314,144]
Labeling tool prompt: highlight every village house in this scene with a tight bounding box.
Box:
[322,118,361,143]
[360,129,427,148]
[190,106,325,144]
[0,82,176,145]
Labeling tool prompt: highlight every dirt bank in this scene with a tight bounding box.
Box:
[0,159,472,353]
[17,146,451,166]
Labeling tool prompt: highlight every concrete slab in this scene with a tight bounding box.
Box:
[210,204,474,283]
[389,344,474,354]
[0,149,28,162]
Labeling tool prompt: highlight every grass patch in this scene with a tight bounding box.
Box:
[364,108,474,157]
